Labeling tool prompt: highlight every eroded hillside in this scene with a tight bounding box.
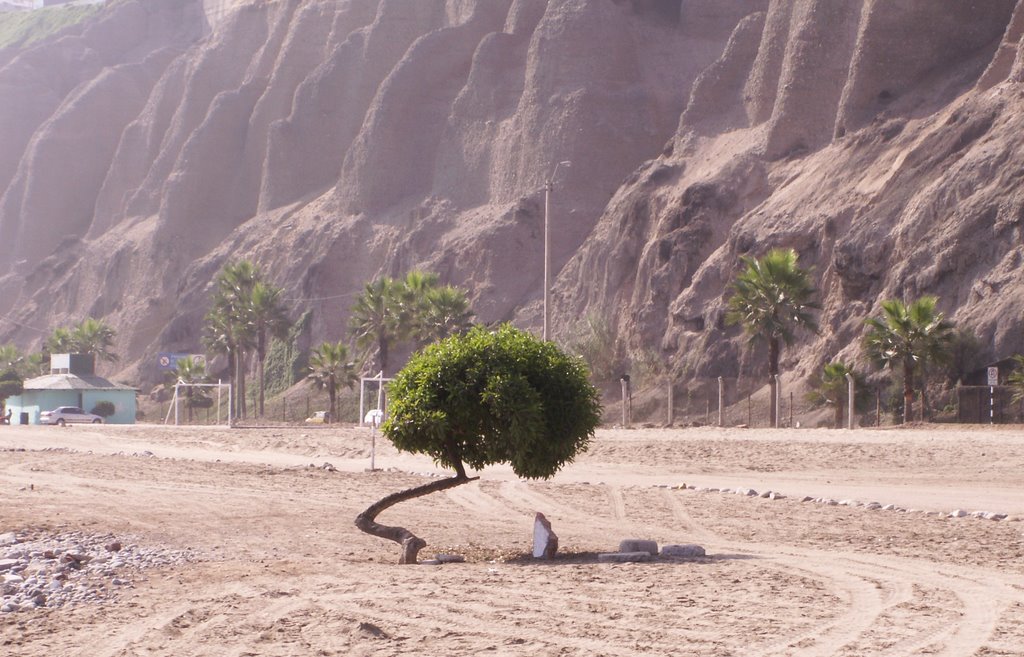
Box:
[0,0,1022,394]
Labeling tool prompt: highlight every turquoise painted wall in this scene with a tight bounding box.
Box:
[7,390,136,424]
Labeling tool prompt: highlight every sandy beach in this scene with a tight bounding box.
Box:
[2,423,1024,656]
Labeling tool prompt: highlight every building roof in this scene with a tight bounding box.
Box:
[23,373,137,392]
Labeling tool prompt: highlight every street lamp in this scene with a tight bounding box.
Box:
[543,160,571,341]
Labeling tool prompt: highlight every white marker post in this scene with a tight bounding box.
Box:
[845,372,855,430]
[988,367,999,425]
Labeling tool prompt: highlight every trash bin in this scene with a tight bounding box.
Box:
[19,412,28,425]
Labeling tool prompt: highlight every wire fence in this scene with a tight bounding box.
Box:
[606,377,1024,429]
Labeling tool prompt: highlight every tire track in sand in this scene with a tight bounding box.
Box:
[655,486,1024,657]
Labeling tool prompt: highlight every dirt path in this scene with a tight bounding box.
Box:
[2,424,1024,655]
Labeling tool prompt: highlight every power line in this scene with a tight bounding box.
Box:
[0,314,48,334]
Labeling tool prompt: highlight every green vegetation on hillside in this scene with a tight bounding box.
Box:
[0,4,103,51]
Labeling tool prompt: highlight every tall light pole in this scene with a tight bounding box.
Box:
[543,160,571,341]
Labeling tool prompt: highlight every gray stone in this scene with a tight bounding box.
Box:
[800,496,814,502]
[865,502,882,510]
[0,533,17,547]
[618,539,658,555]
[950,509,969,518]
[768,492,786,500]
[660,544,706,558]
[597,551,652,563]
[434,554,465,563]
[533,512,558,560]
[984,512,1007,521]
[0,558,20,572]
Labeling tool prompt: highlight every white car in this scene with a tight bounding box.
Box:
[39,406,103,426]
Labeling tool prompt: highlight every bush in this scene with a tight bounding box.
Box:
[90,400,115,418]
[385,324,602,478]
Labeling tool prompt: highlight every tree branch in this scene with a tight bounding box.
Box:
[355,473,478,564]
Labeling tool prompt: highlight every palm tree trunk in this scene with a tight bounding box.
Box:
[902,358,915,423]
[379,338,389,377]
[257,334,266,418]
[328,374,336,424]
[768,338,780,427]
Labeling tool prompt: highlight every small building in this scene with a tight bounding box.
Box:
[7,354,137,424]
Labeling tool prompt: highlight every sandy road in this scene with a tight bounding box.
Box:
[2,423,1024,655]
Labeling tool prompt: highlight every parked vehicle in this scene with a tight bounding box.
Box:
[304,410,330,424]
[39,406,103,426]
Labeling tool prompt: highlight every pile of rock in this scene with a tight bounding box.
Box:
[1,530,197,613]
[597,539,706,563]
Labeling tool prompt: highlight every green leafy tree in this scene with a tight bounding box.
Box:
[307,341,358,423]
[1005,355,1024,404]
[164,356,210,424]
[356,324,602,563]
[419,285,475,343]
[45,327,75,355]
[0,344,20,371]
[0,369,23,421]
[863,296,954,424]
[806,362,870,428]
[350,276,404,375]
[568,313,625,386]
[726,248,818,426]
[71,317,118,363]
[248,281,290,417]
[204,260,260,419]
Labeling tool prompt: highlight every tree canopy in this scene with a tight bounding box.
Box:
[384,324,601,479]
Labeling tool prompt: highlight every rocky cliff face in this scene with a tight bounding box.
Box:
[1,0,1023,394]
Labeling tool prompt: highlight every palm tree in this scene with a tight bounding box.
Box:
[420,285,475,343]
[863,296,954,423]
[45,327,75,355]
[203,306,238,418]
[71,317,118,363]
[249,281,290,417]
[396,271,439,346]
[806,361,868,429]
[726,248,818,426]
[307,341,358,423]
[206,260,259,419]
[350,276,404,375]
[0,344,20,371]
[164,357,210,424]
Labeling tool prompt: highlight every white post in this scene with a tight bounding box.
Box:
[216,379,222,425]
[359,378,366,426]
[845,373,855,430]
[228,382,233,427]
[774,374,781,429]
[667,380,674,426]
[173,381,180,426]
[717,376,724,427]
[376,370,385,419]
[542,160,570,341]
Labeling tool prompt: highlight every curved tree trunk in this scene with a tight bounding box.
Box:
[355,474,478,564]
